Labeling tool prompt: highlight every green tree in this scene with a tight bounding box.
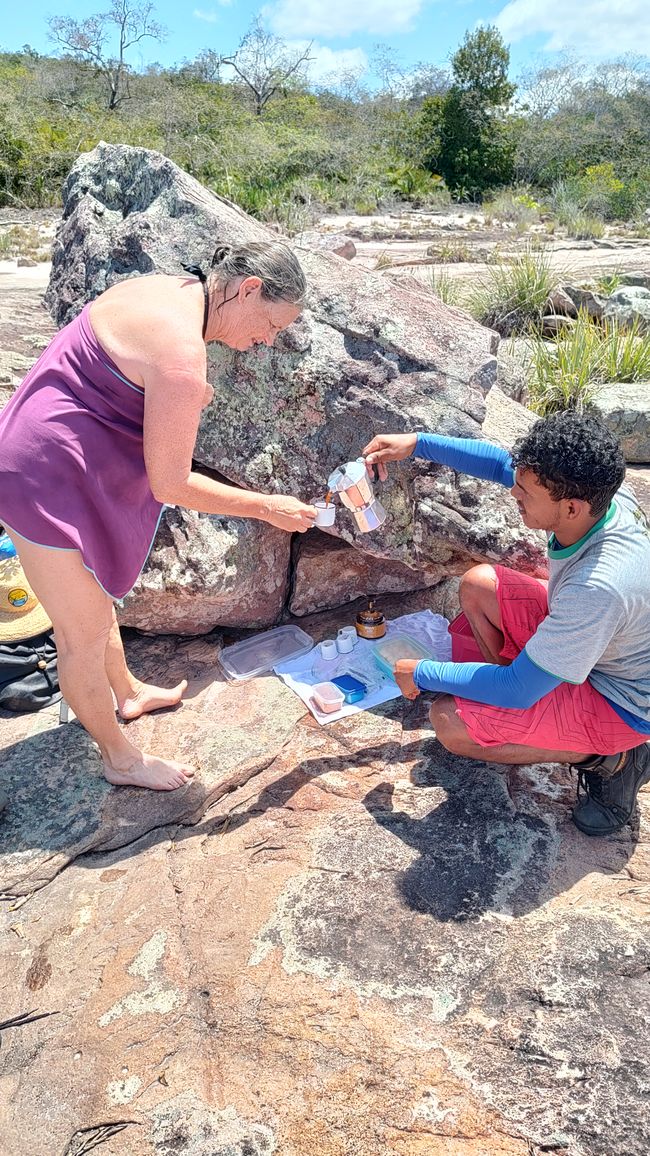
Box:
[420,26,516,197]
[451,26,514,106]
[438,89,515,197]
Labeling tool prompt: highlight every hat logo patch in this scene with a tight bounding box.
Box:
[8,587,29,608]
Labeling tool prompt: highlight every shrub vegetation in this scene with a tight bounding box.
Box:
[0,17,647,230]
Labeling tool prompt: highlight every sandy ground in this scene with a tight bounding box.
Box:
[317,208,650,287]
[2,202,650,295]
[0,261,51,286]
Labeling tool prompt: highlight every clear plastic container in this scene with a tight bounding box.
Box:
[219,624,314,681]
[310,682,345,714]
[372,633,432,679]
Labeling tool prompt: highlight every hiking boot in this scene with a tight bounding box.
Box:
[572,744,650,836]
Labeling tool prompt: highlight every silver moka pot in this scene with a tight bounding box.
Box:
[326,458,387,532]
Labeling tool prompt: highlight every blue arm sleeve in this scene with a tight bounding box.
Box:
[414,433,515,488]
[412,648,562,709]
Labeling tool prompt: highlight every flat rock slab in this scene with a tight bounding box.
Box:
[1,604,649,1155]
[0,632,305,896]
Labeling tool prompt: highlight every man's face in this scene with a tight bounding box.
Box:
[510,467,561,531]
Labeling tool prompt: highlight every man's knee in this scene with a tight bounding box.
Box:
[459,563,498,613]
[429,695,468,754]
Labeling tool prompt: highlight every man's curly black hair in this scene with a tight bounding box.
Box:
[511,410,625,518]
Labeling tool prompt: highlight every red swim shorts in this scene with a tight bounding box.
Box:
[453,565,647,755]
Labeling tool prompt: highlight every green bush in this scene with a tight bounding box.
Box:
[483,187,541,227]
[387,166,450,207]
[467,247,556,336]
[527,311,650,416]
[549,165,648,227]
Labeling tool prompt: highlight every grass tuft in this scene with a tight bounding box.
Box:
[425,269,464,306]
[467,248,556,337]
[526,312,650,416]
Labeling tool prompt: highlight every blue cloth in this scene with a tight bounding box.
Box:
[607,700,650,734]
[414,433,515,488]
[0,532,17,560]
[413,648,561,708]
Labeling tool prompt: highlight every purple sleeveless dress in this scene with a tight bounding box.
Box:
[0,303,164,599]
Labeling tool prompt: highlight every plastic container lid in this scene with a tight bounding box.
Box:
[326,458,366,493]
[219,624,314,681]
[311,681,345,714]
[372,633,432,679]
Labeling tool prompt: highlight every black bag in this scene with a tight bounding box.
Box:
[0,628,61,712]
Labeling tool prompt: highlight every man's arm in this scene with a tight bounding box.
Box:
[414,434,515,488]
[362,432,515,487]
[394,648,562,707]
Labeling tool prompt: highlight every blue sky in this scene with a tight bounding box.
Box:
[2,1,648,87]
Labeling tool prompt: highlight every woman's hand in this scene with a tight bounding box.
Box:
[393,659,421,700]
[263,494,317,533]
[362,433,417,481]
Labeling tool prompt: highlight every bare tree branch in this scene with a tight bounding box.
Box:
[48,0,165,110]
[221,17,312,116]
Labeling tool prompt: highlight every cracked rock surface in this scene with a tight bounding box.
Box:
[1,589,649,1156]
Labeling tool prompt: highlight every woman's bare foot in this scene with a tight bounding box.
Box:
[103,750,195,791]
[117,678,188,720]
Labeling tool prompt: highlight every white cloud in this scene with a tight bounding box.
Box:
[298,42,368,83]
[264,0,422,39]
[496,0,650,56]
[193,0,232,20]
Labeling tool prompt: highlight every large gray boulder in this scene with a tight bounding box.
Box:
[119,505,291,633]
[46,143,546,630]
[289,530,458,617]
[562,284,606,320]
[594,382,650,463]
[603,286,650,333]
[293,229,357,259]
[619,271,650,289]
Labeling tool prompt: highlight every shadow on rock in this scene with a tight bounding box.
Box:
[358,738,633,923]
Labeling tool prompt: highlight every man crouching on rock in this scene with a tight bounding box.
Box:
[363,411,650,837]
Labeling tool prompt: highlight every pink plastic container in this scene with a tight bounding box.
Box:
[311,682,345,714]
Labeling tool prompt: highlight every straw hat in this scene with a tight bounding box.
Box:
[0,552,52,642]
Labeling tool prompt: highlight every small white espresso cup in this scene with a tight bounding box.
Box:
[319,639,338,661]
[336,627,356,654]
[312,498,336,528]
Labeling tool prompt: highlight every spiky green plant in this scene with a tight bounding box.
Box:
[595,270,622,296]
[374,251,393,270]
[426,240,472,263]
[467,247,557,336]
[566,213,605,240]
[526,312,650,416]
[482,188,541,228]
[426,269,463,306]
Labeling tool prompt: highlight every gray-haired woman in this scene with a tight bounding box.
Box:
[0,241,316,790]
